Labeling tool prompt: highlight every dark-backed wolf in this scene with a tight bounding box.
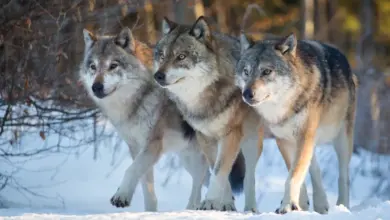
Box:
[79,27,213,211]
[152,16,265,212]
[236,33,357,214]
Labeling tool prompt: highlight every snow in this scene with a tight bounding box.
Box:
[1,118,390,219]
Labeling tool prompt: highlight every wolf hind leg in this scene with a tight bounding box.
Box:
[333,122,353,209]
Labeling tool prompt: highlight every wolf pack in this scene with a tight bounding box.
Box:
[79,15,358,214]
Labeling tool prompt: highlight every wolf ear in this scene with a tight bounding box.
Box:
[162,17,177,35]
[83,29,96,49]
[275,33,297,56]
[189,16,211,43]
[115,27,135,52]
[240,32,254,55]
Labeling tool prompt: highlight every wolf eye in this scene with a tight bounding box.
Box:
[263,69,272,75]
[90,63,96,70]
[109,63,118,70]
[177,54,186,60]
[243,69,249,77]
[158,51,165,60]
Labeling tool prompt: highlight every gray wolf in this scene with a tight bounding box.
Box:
[236,32,358,214]
[152,16,264,212]
[79,26,246,211]
[79,27,214,211]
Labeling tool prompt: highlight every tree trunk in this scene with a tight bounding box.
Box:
[326,0,336,43]
[300,0,314,39]
[314,0,328,41]
[215,0,228,33]
[193,0,205,18]
[173,0,192,23]
[357,0,376,70]
[144,0,157,44]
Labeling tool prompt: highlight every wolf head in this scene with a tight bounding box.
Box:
[236,33,298,106]
[153,16,218,89]
[80,27,149,99]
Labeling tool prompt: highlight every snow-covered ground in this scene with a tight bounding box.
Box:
[0,119,390,219]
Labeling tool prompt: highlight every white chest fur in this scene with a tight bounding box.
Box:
[94,84,192,153]
[95,85,160,148]
[263,107,343,145]
[189,106,234,138]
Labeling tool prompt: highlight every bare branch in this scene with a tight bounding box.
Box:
[240,3,267,32]
[0,103,11,136]
[0,0,44,25]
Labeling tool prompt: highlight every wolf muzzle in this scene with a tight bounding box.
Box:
[242,88,255,104]
[92,82,106,99]
[153,71,167,87]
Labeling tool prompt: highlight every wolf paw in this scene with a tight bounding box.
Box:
[275,201,301,214]
[185,203,199,210]
[244,207,259,213]
[110,188,131,208]
[299,199,310,211]
[313,199,329,214]
[197,200,236,211]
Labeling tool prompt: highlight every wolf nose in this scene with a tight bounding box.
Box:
[92,82,105,98]
[243,88,254,101]
[154,71,166,83]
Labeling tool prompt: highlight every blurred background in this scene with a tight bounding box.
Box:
[0,0,389,210]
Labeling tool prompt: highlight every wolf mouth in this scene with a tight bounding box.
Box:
[244,94,270,106]
[157,77,185,87]
[95,86,117,99]
[172,77,185,84]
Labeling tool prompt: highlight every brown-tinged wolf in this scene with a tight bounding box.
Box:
[236,32,357,214]
[79,27,213,211]
[152,16,265,212]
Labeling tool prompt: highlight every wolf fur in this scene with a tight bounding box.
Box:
[79,27,213,211]
[152,16,266,212]
[237,33,357,214]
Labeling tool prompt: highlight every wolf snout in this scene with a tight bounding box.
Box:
[92,82,106,99]
[153,71,166,86]
[243,88,254,102]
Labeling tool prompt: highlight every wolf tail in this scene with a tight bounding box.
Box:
[229,149,246,194]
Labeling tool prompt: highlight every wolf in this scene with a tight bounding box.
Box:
[152,16,267,212]
[236,32,358,214]
[79,26,247,211]
[79,27,211,211]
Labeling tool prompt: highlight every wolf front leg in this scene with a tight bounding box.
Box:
[178,142,210,210]
[198,127,243,211]
[110,139,162,209]
[276,138,310,211]
[276,110,320,214]
[242,126,264,212]
[196,132,218,168]
[277,137,329,214]
[140,170,157,211]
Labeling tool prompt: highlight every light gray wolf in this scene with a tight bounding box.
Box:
[79,27,213,211]
[236,32,358,214]
[79,26,246,211]
[152,16,265,212]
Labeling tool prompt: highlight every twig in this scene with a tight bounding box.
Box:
[240,3,267,32]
